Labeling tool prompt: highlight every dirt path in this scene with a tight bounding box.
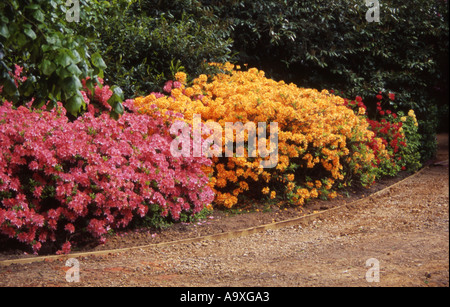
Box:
[0,135,448,287]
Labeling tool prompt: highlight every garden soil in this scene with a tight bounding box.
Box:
[0,134,448,287]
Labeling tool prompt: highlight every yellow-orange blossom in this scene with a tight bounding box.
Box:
[135,63,384,208]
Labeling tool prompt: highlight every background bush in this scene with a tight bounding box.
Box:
[97,0,233,98]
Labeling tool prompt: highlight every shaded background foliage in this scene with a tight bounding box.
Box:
[98,0,233,97]
[1,0,449,160]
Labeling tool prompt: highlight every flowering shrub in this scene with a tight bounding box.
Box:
[0,100,214,254]
[134,64,383,208]
[344,92,422,176]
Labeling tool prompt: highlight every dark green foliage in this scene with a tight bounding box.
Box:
[98,0,234,97]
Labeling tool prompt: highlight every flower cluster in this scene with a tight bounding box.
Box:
[135,64,380,208]
[0,98,214,254]
[344,92,422,176]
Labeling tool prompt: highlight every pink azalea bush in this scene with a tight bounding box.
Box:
[0,98,214,254]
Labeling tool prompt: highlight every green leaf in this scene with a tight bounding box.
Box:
[40,59,56,76]
[114,102,124,115]
[9,0,19,10]
[24,4,40,10]
[49,0,57,9]
[91,52,107,70]
[107,86,124,107]
[46,34,61,46]
[62,76,82,95]
[0,24,10,39]
[23,28,37,40]
[32,10,45,22]
[19,76,36,96]
[56,51,73,67]
[70,50,82,64]
[1,76,18,95]
[67,63,82,76]
[84,78,95,94]
[15,33,28,48]
[111,86,124,100]
[56,66,73,79]
[65,93,84,116]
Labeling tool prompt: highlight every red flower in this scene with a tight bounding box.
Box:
[389,93,395,101]
[376,94,383,100]
[56,242,72,255]
[65,223,75,234]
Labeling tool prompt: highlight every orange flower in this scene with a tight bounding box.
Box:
[175,72,187,84]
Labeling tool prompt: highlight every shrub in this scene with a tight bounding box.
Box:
[134,64,384,208]
[344,93,422,176]
[0,98,214,254]
[97,1,233,98]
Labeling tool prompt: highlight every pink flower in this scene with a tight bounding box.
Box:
[29,161,39,171]
[80,90,90,104]
[33,186,43,199]
[65,223,75,234]
[56,242,72,255]
[32,242,42,254]
[173,81,182,89]
[151,92,165,99]
[1,80,215,255]
[163,81,173,93]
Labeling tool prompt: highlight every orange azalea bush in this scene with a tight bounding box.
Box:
[135,64,386,208]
